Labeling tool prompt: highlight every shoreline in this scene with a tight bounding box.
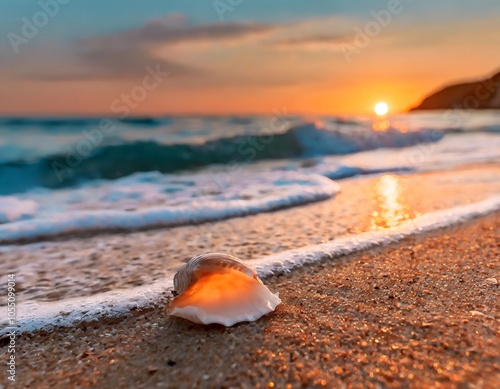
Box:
[3,211,499,388]
[1,164,499,306]
[2,194,499,337]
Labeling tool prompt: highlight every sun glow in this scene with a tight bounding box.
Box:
[374,102,389,116]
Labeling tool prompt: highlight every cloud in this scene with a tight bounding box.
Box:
[81,17,274,47]
[268,33,354,50]
[19,15,358,84]
[272,34,352,45]
[262,16,359,51]
[23,45,197,82]
[80,45,197,78]
[27,14,274,82]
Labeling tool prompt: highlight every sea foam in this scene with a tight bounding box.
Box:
[0,171,340,243]
[1,195,498,336]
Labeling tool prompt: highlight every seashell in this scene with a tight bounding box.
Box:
[167,253,281,326]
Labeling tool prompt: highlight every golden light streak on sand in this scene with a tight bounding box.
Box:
[370,175,417,230]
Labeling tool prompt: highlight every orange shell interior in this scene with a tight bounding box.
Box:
[169,267,259,310]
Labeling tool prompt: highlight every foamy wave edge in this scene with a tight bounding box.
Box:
[1,195,499,336]
[0,174,340,244]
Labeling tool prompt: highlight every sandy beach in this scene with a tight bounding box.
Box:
[0,165,499,388]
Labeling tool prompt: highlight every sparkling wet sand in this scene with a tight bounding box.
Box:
[2,211,499,388]
[0,162,498,388]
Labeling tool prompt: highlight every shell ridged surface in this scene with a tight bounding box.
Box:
[173,253,257,295]
[168,253,281,326]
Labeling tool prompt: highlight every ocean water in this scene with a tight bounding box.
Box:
[1,111,500,333]
[0,111,499,241]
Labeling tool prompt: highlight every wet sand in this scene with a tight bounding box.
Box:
[2,212,499,388]
[1,165,499,305]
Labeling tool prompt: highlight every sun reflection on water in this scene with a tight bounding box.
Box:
[372,119,391,132]
[370,175,417,230]
[372,118,409,133]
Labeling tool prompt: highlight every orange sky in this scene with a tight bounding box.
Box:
[1,9,500,116]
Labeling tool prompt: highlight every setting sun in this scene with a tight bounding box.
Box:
[374,102,389,116]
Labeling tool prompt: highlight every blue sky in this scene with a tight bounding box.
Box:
[2,0,499,41]
[1,0,500,115]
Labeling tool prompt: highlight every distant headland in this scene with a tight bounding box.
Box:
[411,69,500,111]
